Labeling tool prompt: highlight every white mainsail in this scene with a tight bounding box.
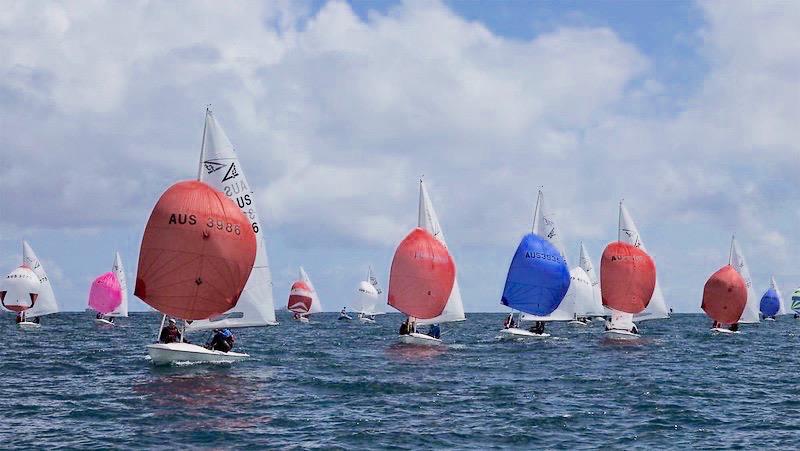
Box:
[731,236,759,323]
[578,243,605,316]
[564,266,595,318]
[300,267,323,314]
[415,180,465,326]
[771,276,786,315]
[22,241,59,318]
[186,110,277,331]
[521,190,574,321]
[107,252,129,317]
[619,202,669,321]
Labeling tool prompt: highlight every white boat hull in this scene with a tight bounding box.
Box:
[498,327,550,339]
[398,332,442,346]
[94,318,115,326]
[147,343,249,365]
[712,327,739,334]
[764,317,775,321]
[358,317,375,324]
[604,329,640,339]
[338,314,352,321]
[568,320,589,326]
[17,321,41,329]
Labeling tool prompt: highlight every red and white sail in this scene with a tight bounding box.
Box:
[287,281,313,314]
[0,265,40,312]
[600,241,656,314]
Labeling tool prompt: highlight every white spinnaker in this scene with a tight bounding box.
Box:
[578,243,605,316]
[300,267,323,313]
[186,110,277,331]
[731,236,759,323]
[771,276,786,315]
[352,281,379,315]
[415,180,466,326]
[107,252,129,317]
[619,203,669,321]
[522,190,574,321]
[565,267,597,318]
[22,241,58,318]
[0,266,41,312]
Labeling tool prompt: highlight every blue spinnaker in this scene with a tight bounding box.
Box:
[760,288,780,317]
[501,233,570,316]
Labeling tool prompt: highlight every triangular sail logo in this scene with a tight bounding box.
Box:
[222,162,239,181]
[204,160,225,174]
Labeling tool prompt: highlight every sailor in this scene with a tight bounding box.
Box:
[503,314,514,329]
[711,321,720,329]
[206,328,234,352]
[159,318,182,343]
[729,323,739,332]
[630,324,639,335]
[96,312,103,320]
[399,318,410,335]
[428,323,441,339]
[15,312,23,324]
[340,307,347,316]
[31,315,40,324]
[529,321,545,334]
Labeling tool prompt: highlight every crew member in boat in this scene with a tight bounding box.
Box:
[159,318,182,343]
[503,314,515,329]
[711,321,720,329]
[630,324,639,335]
[729,323,739,332]
[427,323,441,339]
[529,321,546,335]
[399,318,415,335]
[206,328,235,352]
[15,312,23,324]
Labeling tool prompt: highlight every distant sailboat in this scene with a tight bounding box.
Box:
[288,267,322,323]
[760,276,782,321]
[351,266,384,323]
[388,179,458,345]
[702,250,747,334]
[185,109,278,331]
[578,242,605,318]
[7,242,60,328]
[730,236,760,324]
[0,263,41,326]
[500,190,571,339]
[601,202,656,338]
[89,252,129,326]
[136,180,257,365]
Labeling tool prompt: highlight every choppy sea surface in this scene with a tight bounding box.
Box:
[2,312,799,450]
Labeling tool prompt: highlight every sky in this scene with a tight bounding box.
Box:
[1,0,799,313]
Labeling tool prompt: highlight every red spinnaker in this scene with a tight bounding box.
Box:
[287,281,313,314]
[600,241,656,314]
[388,228,455,319]
[702,265,746,324]
[134,180,256,320]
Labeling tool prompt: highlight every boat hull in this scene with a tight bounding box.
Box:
[398,332,442,346]
[358,316,375,324]
[711,327,739,334]
[17,321,41,329]
[568,320,589,326]
[147,343,249,365]
[338,314,352,321]
[498,327,550,339]
[94,319,115,326]
[603,329,640,339]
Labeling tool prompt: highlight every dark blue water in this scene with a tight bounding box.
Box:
[2,312,798,449]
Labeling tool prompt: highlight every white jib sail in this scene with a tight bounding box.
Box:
[186,110,277,331]
[352,281,379,315]
[731,236,759,323]
[107,252,129,317]
[415,179,465,326]
[300,267,323,313]
[619,202,669,321]
[578,243,605,316]
[22,241,59,318]
[565,267,596,318]
[771,276,786,315]
[522,190,574,321]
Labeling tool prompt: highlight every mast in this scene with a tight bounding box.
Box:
[729,235,734,266]
[618,200,623,242]
[531,189,542,233]
[197,107,210,181]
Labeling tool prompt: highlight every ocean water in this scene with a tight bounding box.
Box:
[2,312,799,450]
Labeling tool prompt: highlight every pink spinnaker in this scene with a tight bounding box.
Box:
[88,272,122,314]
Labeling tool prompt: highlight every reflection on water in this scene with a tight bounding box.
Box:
[384,341,446,361]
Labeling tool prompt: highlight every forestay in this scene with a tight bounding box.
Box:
[730,236,760,323]
[22,241,59,318]
[618,203,669,321]
[415,180,465,326]
[186,109,278,331]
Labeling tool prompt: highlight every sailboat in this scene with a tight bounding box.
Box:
[184,109,278,332]
[601,202,656,338]
[759,276,783,321]
[575,243,605,321]
[617,203,670,322]
[702,254,747,334]
[135,180,257,365]
[89,252,129,326]
[500,190,571,339]
[288,267,322,323]
[792,287,800,319]
[351,266,384,323]
[730,236,760,324]
[7,242,60,328]
[406,180,465,340]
